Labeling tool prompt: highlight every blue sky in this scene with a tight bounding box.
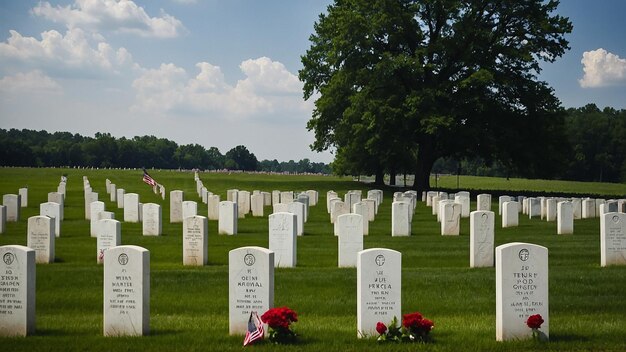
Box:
[1,1,625,164]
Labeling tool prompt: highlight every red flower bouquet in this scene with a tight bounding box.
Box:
[261,307,298,344]
[376,311,434,343]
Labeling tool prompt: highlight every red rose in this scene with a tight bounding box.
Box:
[418,318,434,332]
[376,322,387,335]
[261,307,298,330]
[526,314,544,329]
[402,312,423,329]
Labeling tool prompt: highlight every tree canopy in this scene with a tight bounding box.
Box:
[300,0,573,191]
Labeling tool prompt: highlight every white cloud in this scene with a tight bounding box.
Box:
[131,57,310,119]
[0,28,139,76]
[32,0,184,38]
[0,70,62,93]
[579,48,626,88]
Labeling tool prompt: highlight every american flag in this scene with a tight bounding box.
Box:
[243,311,264,346]
[142,169,157,187]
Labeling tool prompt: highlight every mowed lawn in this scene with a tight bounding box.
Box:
[0,168,625,351]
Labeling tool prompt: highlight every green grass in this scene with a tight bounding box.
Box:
[1,167,625,351]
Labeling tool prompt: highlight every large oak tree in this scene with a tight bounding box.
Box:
[300,0,572,191]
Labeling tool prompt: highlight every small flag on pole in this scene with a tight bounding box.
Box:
[243,311,264,346]
[142,169,157,187]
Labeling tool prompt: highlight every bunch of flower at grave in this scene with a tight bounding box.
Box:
[261,306,298,344]
[526,314,544,340]
[376,312,434,343]
[402,312,434,342]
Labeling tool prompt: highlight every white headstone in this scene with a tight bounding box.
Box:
[97,219,121,264]
[103,245,150,336]
[528,198,541,219]
[363,199,376,222]
[600,212,626,267]
[306,190,318,206]
[296,194,309,222]
[337,214,363,267]
[57,183,66,199]
[47,192,64,220]
[90,201,106,237]
[116,188,125,209]
[237,191,251,218]
[18,188,28,208]
[477,194,491,211]
[498,196,511,215]
[571,198,582,220]
[110,184,117,203]
[170,190,184,223]
[251,194,264,217]
[353,202,369,235]
[201,187,208,204]
[470,211,495,268]
[182,201,198,220]
[327,191,338,213]
[27,215,54,264]
[269,212,297,267]
[84,191,98,220]
[496,242,549,341]
[142,203,162,236]
[228,246,274,335]
[441,202,461,235]
[582,199,595,219]
[123,193,140,223]
[331,201,349,224]
[545,199,557,222]
[183,215,208,266]
[280,191,294,203]
[357,248,401,338]
[0,245,35,336]
[287,202,305,236]
[455,195,471,218]
[2,194,20,222]
[207,195,220,221]
[391,201,411,236]
[227,189,238,202]
[262,192,272,207]
[502,201,519,228]
[557,202,574,235]
[40,202,61,237]
[218,201,238,235]
[272,190,280,206]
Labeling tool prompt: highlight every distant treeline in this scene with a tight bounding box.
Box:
[431,104,626,183]
[0,129,331,174]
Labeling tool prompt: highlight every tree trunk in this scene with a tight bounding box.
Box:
[374,167,385,185]
[413,141,435,193]
[389,169,396,186]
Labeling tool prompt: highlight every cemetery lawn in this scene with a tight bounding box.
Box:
[1,168,625,352]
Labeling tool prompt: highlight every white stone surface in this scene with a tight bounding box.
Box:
[183,215,208,266]
[357,248,401,338]
[3,194,20,222]
[27,215,54,264]
[528,198,541,219]
[477,194,491,211]
[0,245,35,336]
[207,194,220,220]
[502,201,519,228]
[441,202,461,235]
[218,201,238,235]
[391,201,411,236]
[327,191,338,213]
[97,219,120,264]
[496,242,549,341]
[498,196,511,215]
[123,193,140,223]
[600,212,626,267]
[228,246,274,335]
[103,245,150,336]
[470,211,495,268]
[142,203,162,236]
[40,202,61,237]
[331,201,349,224]
[546,199,557,222]
[18,188,28,208]
[251,194,264,217]
[582,199,596,219]
[88,201,105,237]
[170,190,184,223]
[306,190,318,206]
[272,190,281,206]
[353,202,369,235]
[337,214,363,267]
[571,198,582,220]
[557,202,574,235]
[84,191,98,220]
[280,191,294,203]
[182,201,198,220]
[269,212,297,268]
[0,205,5,234]
[455,195,471,218]
[296,194,309,222]
[116,188,125,209]
[47,192,64,220]
[238,191,251,218]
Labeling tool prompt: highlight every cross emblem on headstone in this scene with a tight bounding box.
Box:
[375,254,385,266]
[518,249,530,261]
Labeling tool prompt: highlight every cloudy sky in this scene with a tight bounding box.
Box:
[1,1,625,163]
